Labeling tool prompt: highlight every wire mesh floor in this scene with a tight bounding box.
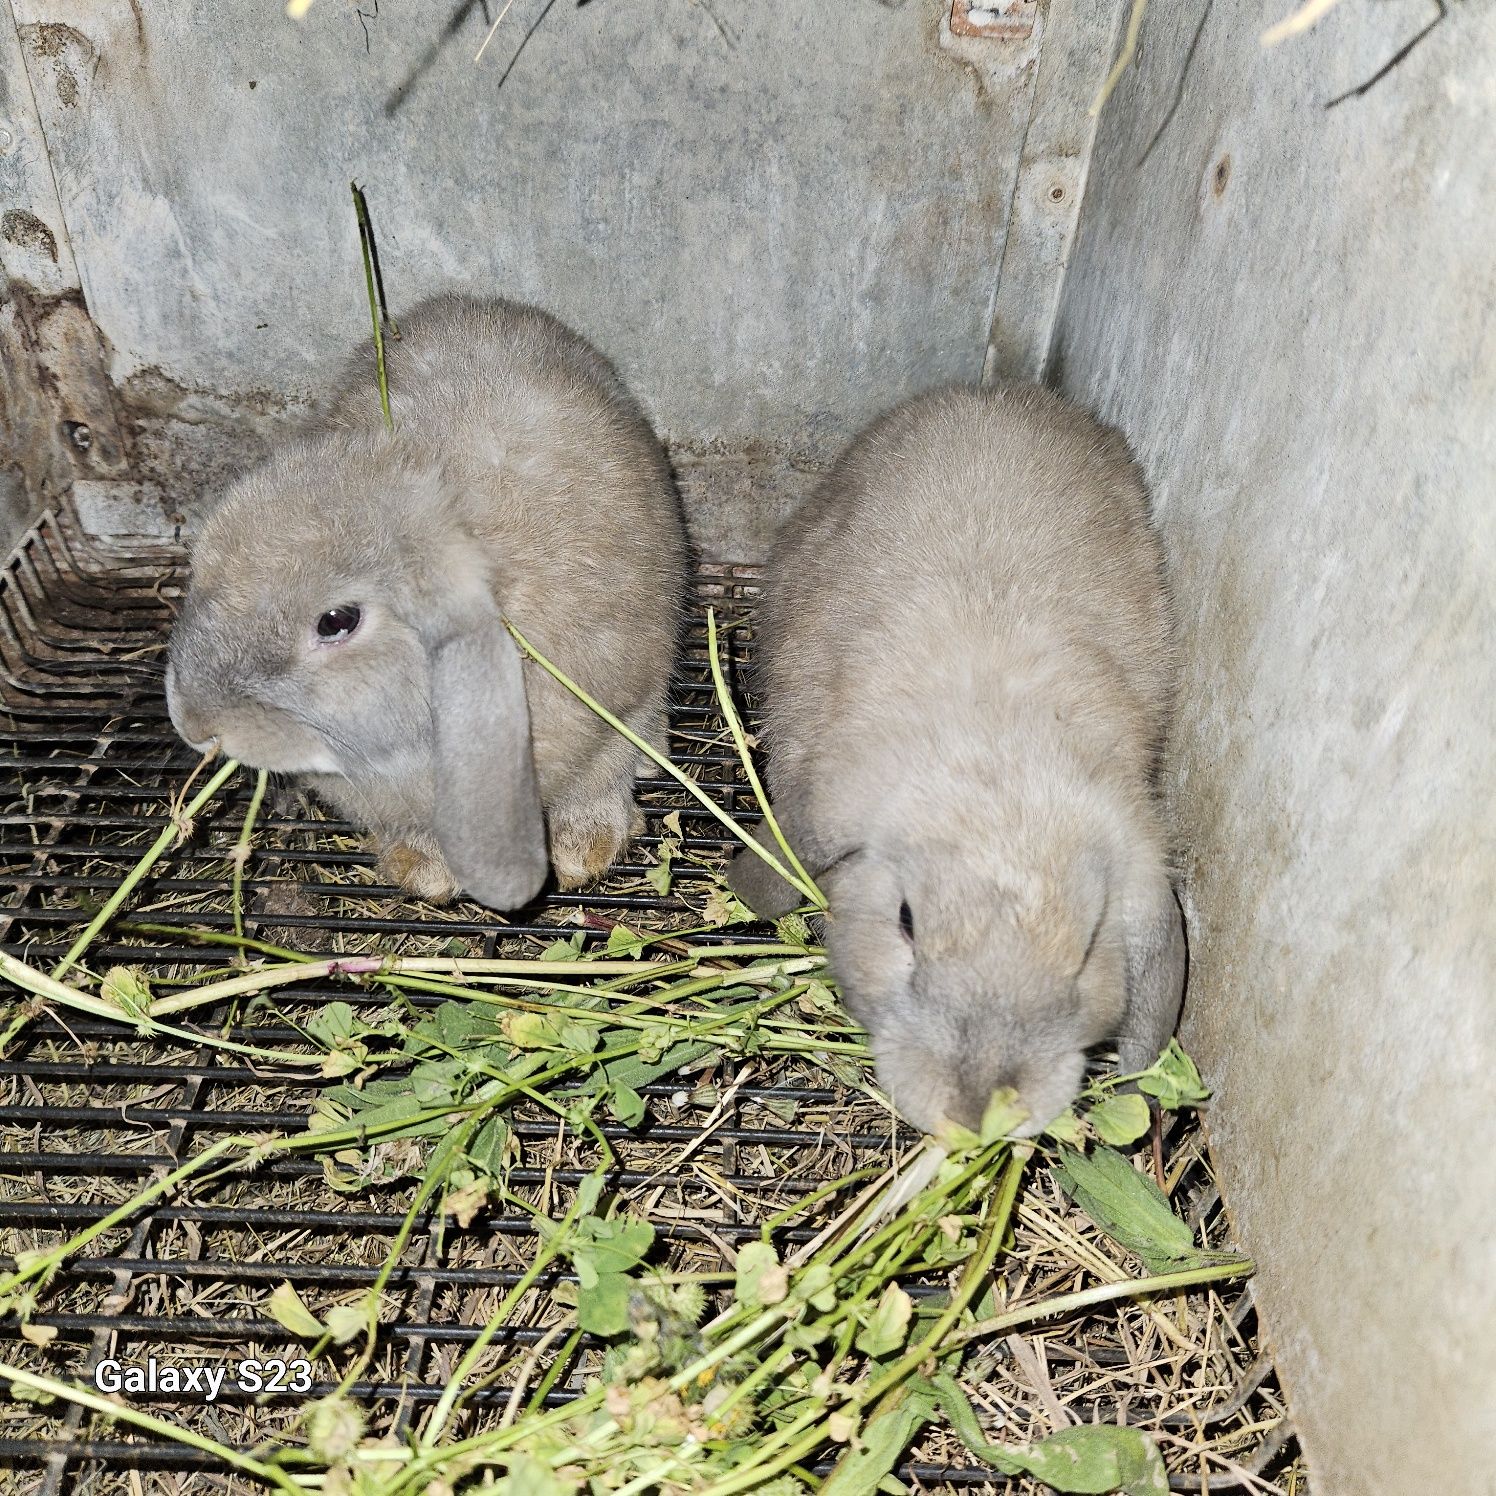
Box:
[0,506,1304,1493]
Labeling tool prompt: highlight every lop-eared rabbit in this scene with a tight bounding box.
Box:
[167,295,686,910]
[730,385,1185,1134]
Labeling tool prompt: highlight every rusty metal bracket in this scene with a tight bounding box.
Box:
[951,0,1038,40]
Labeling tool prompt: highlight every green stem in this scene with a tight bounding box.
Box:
[689,1333,797,1432]
[377,963,822,1030]
[950,1256,1255,1345]
[50,757,241,981]
[705,607,824,906]
[524,1325,583,1417]
[505,622,821,906]
[230,767,269,947]
[0,1092,529,1303]
[145,953,691,1021]
[420,1190,587,1447]
[0,1004,32,1056]
[708,1148,1026,1494]
[335,1114,484,1395]
[0,1134,244,1302]
[666,1150,990,1419]
[757,1164,884,1240]
[119,922,312,963]
[791,1146,995,1292]
[0,951,326,1067]
[862,1146,1028,1400]
[121,922,818,970]
[611,1454,697,1496]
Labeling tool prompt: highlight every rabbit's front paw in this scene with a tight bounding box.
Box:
[378,841,461,905]
[550,812,629,890]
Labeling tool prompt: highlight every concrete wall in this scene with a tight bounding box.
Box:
[1050,4,1496,1491]
[1,0,1116,554]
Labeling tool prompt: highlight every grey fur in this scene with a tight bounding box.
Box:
[167,294,686,909]
[729,384,1184,1134]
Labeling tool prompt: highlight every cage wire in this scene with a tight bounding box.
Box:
[0,505,1305,1493]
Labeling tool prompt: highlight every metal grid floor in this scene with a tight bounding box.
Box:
[0,507,1302,1493]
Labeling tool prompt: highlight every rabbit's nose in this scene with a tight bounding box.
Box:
[951,1070,1015,1132]
[173,714,220,756]
[954,1052,1087,1139]
[164,666,219,753]
[952,1054,1044,1135]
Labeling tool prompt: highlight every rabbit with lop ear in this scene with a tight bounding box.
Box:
[167,295,687,910]
[729,384,1186,1136]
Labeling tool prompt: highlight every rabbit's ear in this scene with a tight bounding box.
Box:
[1063,847,1113,976]
[727,845,802,919]
[427,613,549,910]
[725,791,844,918]
[1115,877,1187,1075]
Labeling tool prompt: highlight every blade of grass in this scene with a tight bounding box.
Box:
[950,1256,1255,1346]
[352,180,393,432]
[705,607,824,905]
[50,756,241,981]
[230,767,269,948]
[505,622,823,907]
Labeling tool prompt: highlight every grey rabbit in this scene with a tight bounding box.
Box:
[166,294,687,910]
[729,384,1185,1135]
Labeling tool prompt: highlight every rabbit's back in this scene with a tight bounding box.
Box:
[757,385,1175,789]
[342,294,638,425]
[332,295,669,526]
[331,294,684,732]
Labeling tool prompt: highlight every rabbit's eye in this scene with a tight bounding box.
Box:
[899,900,915,943]
[316,605,362,641]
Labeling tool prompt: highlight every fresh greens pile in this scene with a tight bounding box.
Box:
[0,912,1245,1495]
[0,620,1251,1493]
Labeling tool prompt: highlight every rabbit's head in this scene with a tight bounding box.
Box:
[825,829,1127,1137]
[166,432,548,909]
